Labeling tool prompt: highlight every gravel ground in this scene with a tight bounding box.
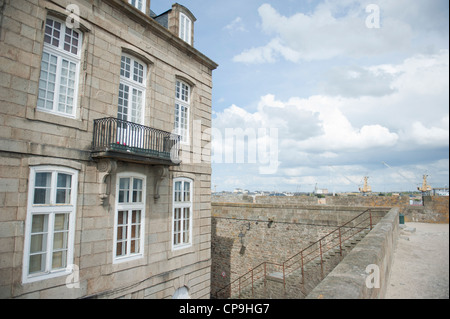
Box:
[385,222,449,299]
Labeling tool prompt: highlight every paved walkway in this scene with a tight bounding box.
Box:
[385,222,449,299]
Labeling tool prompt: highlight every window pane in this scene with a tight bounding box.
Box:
[29,214,48,274]
[56,174,72,204]
[180,15,185,41]
[53,231,68,250]
[133,61,144,84]
[44,18,61,48]
[131,210,141,224]
[116,242,125,257]
[174,104,180,125]
[131,225,138,239]
[31,214,48,233]
[117,226,126,240]
[116,210,128,257]
[133,178,143,191]
[183,207,190,244]
[120,56,131,79]
[29,254,46,274]
[130,239,138,254]
[34,173,51,204]
[184,182,190,202]
[63,27,80,55]
[57,59,77,115]
[37,52,58,111]
[119,178,130,203]
[130,210,140,254]
[181,83,189,102]
[54,213,69,231]
[117,83,129,122]
[174,78,189,142]
[176,81,190,103]
[130,89,143,124]
[52,250,67,269]
[132,178,143,203]
[52,214,69,270]
[35,172,51,188]
[174,181,182,202]
[118,210,127,226]
[30,234,46,253]
[57,173,70,188]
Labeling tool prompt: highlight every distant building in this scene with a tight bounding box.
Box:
[433,188,449,196]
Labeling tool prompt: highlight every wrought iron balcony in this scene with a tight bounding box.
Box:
[92,117,181,166]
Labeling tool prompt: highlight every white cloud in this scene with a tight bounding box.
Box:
[213,93,399,163]
[213,50,449,191]
[233,38,301,63]
[322,65,398,97]
[233,1,448,63]
[403,118,449,147]
[224,17,248,33]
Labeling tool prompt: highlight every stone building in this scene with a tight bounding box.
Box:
[0,0,217,298]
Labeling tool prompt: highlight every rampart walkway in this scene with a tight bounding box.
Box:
[385,222,449,299]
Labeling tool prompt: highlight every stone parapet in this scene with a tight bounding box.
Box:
[306,208,399,299]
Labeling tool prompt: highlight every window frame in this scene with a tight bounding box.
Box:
[113,173,146,264]
[37,16,82,119]
[118,53,147,125]
[172,178,193,251]
[22,166,78,284]
[174,80,191,145]
[179,12,192,45]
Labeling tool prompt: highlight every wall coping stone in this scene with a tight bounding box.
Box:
[306,207,399,299]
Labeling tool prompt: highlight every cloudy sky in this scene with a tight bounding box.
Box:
[152,0,449,193]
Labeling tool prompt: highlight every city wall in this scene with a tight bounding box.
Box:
[211,195,448,298]
[213,195,449,223]
[210,202,389,297]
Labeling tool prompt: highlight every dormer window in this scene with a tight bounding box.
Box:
[128,0,146,14]
[155,4,196,46]
[179,13,192,44]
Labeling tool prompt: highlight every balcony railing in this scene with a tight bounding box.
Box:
[92,117,181,165]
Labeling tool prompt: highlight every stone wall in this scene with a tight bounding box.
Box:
[212,195,449,223]
[210,202,388,298]
[306,208,399,299]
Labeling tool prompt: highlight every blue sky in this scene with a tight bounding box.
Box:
[152,0,449,193]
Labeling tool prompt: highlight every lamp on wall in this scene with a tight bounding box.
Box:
[238,222,250,255]
[238,231,246,255]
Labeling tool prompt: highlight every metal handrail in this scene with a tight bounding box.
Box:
[215,209,373,299]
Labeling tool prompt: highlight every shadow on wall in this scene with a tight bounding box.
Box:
[211,217,234,298]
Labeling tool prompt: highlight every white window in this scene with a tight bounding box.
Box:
[179,13,192,44]
[174,80,190,144]
[172,178,193,250]
[37,17,82,118]
[113,173,146,263]
[23,166,78,283]
[117,54,146,147]
[118,54,146,125]
[128,0,146,13]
